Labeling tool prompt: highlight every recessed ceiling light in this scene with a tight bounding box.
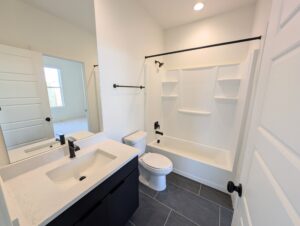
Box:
[193,2,204,11]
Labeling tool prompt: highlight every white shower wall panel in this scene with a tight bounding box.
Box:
[179,67,216,112]
[160,50,258,165]
[162,64,241,152]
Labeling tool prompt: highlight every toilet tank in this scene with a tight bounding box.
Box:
[123,131,147,156]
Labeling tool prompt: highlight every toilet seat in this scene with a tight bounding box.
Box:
[140,153,173,174]
[141,153,172,169]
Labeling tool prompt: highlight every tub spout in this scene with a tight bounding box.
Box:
[155,131,164,136]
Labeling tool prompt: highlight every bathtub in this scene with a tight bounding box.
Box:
[147,136,233,192]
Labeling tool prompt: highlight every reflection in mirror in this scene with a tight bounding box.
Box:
[0,0,100,163]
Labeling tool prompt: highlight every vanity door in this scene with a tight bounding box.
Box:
[75,196,109,226]
[107,168,139,226]
[75,168,139,226]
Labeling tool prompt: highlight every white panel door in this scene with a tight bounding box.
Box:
[232,0,300,226]
[0,44,53,150]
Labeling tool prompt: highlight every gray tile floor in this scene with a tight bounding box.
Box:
[127,173,233,226]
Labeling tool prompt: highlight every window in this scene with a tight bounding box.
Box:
[44,67,64,108]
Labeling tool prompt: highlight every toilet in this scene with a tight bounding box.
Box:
[124,131,173,191]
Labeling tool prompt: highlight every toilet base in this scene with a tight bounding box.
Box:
[139,166,169,191]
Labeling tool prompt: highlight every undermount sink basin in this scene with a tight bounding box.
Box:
[46,149,116,189]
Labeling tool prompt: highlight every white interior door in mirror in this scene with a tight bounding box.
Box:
[0,44,53,150]
[232,0,300,225]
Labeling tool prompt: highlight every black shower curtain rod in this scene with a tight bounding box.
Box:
[145,36,262,59]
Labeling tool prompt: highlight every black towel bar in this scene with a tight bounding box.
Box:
[113,84,145,89]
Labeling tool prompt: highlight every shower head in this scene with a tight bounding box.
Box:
[155,60,164,68]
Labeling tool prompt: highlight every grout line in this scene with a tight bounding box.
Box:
[129,220,136,226]
[199,195,225,209]
[167,181,233,212]
[168,181,201,197]
[198,184,202,196]
[140,184,231,226]
[167,176,202,196]
[153,196,174,211]
[172,209,201,226]
[142,190,201,226]
[168,180,234,211]
[196,193,234,212]
[164,209,172,226]
[140,190,172,211]
[219,207,221,226]
[169,175,233,210]
[143,183,234,214]
[139,190,152,198]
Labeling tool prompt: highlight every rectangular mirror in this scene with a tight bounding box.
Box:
[0,0,100,163]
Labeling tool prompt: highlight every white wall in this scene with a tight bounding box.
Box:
[251,0,273,38]
[44,56,87,122]
[94,0,164,141]
[0,0,100,133]
[164,4,256,69]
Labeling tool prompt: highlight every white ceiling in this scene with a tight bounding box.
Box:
[18,0,96,33]
[138,0,257,29]
[18,0,256,33]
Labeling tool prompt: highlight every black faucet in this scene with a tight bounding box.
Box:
[56,134,66,145]
[68,137,80,159]
[155,131,164,136]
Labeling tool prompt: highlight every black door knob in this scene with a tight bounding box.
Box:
[227,181,242,197]
[45,117,51,122]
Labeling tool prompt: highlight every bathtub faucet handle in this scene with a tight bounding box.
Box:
[154,121,160,130]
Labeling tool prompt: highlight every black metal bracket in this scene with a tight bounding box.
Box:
[113,84,145,89]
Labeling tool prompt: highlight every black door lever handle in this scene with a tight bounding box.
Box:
[227,181,242,197]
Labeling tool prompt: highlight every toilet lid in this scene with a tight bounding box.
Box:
[141,153,172,169]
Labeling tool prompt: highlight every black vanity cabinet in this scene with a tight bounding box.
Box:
[47,157,139,226]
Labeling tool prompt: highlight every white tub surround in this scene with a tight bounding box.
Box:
[145,50,259,192]
[0,133,139,226]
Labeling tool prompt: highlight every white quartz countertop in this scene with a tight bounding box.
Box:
[0,134,139,226]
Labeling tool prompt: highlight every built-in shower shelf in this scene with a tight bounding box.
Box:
[178,109,211,115]
[161,95,178,99]
[161,80,178,84]
[214,96,238,103]
[217,78,241,82]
